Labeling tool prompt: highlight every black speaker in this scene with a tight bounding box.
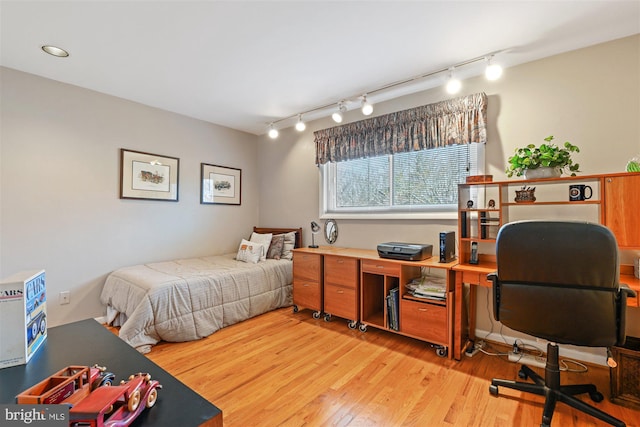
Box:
[439,231,455,263]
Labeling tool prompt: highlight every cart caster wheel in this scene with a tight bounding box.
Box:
[436,347,448,358]
[359,323,368,332]
[518,369,528,380]
[324,313,332,322]
[489,384,499,396]
[312,311,321,319]
[348,320,358,330]
[589,391,604,403]
[292,305,299,313]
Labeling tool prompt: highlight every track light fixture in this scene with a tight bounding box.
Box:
[445,67,462,94]
[295,114,306,132]
[361,94,373,116]
[265,50,506,138]
[268,123,279,139]
[331,102,347,123]
[485,55,503,81]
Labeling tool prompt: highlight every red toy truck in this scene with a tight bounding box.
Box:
[69,373,161,427]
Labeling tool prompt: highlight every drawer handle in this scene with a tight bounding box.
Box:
[337,290,344,294]
[303,283,310,287]
[418,308,428,312]
[376,265,385,269]
[337,259,344,264]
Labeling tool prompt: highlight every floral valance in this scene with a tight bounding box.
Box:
[314,92,487,165]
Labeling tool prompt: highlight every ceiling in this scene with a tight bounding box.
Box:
[1,1,639,135]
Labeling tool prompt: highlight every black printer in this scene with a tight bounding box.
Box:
[377,242,433,261]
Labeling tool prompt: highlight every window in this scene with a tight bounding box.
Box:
[321,143,484,219]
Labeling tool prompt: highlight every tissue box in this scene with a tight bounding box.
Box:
[0,270,47,369]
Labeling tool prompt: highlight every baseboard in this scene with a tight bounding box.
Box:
[476,328,608,367]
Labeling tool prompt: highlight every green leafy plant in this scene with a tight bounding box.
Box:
[506,135,580,177]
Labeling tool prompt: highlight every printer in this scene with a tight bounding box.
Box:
[377,242,433,261]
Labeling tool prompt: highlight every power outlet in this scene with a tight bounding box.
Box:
[59,291,70,305]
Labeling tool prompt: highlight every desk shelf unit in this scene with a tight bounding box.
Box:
[293,247,456,358]
[458,172,640,266]
[453,172,640,360]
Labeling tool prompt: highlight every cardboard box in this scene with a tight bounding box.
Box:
[0,270,47,369]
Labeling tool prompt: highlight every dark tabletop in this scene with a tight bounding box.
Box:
[0,318,222,426]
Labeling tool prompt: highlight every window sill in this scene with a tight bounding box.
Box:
[319,211,458,220]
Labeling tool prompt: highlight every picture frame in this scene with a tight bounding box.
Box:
[200,163,241,205]
[120,149,179,201]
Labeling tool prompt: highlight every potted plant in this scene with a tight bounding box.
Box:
[506,135,580,178]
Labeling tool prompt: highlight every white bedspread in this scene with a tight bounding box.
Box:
[100,253,292,353]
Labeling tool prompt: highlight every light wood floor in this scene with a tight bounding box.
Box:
[141,308,639,427]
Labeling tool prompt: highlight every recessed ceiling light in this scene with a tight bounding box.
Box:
[41,45,69,58]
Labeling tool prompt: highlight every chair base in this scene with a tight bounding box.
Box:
[489,344,625,427]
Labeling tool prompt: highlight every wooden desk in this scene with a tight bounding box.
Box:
[0,319,222,427]
[293,247,458,357]
[451,262,640,361]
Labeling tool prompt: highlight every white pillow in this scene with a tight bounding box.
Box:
[236,239,264,264]
[250,232,272,261]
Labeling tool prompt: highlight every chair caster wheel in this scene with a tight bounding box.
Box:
[589,391,604,402]
[518,369,528,380]
[489,384,499,396]
[292,305,299,313]
[312,311,321,319]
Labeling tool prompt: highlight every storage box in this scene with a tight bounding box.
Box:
[610,336,640,409]
[0,270,47,369]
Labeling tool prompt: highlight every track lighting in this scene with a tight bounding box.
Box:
[265,50,506,138]
[485,56,503,81]
[445,67,462,94]
[295,115,306,132]
[332,102,346,123]
[361,95,373,116]
[268,124,279,139]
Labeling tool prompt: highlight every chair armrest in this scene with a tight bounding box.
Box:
[621,283,637,298]
[487,272,497,282]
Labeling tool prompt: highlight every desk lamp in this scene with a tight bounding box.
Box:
[309,221,320,248]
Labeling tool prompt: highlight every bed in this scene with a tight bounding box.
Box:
[100,227,302,353]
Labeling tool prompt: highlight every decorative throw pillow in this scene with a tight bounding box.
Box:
[236,239,263,264]
[280,231,296,260]
[267,234,285,260]
[250,232,272,261]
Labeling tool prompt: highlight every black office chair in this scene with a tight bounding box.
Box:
[488,220,636,427]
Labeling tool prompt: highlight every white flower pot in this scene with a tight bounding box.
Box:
[524,167,561,179]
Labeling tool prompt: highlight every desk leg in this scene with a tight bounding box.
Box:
[453,272,478,361]
[453,272,465,360]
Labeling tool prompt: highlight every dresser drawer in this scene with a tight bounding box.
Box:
[324,255,359,288]
[293,252,322,282]
[324,283,358,320]
[400,299,447,345]
[361,259,400,276]
[293,280,322,311]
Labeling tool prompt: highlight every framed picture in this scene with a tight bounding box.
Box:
[201,163,241,205]
[120,149,179,201]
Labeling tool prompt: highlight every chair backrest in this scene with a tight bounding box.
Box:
[492,220,625,347]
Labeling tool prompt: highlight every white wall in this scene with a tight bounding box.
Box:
[257,35,640,353]
[0,67,260,327]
